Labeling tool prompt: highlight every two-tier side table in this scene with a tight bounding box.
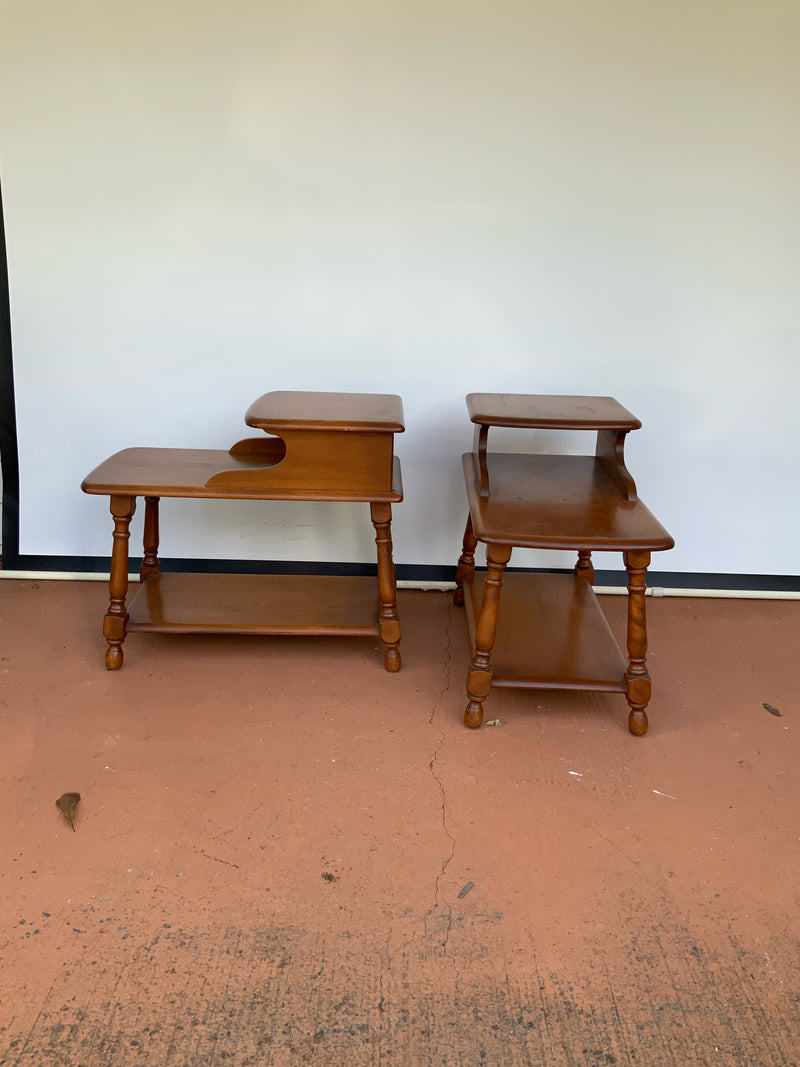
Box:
[453,394,674,734]
[81,391,404,671]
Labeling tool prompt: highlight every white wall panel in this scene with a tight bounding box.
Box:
[1,1,798,573]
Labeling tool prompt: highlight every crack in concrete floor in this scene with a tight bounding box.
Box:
[425,598,456,950]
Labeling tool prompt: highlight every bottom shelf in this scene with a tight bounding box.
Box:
[463,571,628,691]
[127,573,382,636]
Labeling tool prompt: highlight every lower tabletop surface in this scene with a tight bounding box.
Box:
[463,571,628,690]
[126,573,382,636]
[82,448,404,502]
[462,452,674,550]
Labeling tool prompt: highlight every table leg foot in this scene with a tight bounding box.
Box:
[453,586,465,607]
[384,647,401,672]
[105,641,124,671]
[465,700,484,729]
[465,663,491,726]
[378,617,401,672]
[628,707,648,736]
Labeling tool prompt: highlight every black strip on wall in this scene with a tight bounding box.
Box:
[3,553,799,593]
[0,179,21,570]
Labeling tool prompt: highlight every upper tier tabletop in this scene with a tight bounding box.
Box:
[466,393,641,431]
[246,391,405,433]
[82,448,404,502]
[462,452,673,551]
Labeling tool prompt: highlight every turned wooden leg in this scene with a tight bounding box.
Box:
[465,543,511,728]
[371,502,401,672]
[624,549,651,735]
[575,549,595,585]
[453,514,478,607]
[139,496,161,581]
[104,494,136,670]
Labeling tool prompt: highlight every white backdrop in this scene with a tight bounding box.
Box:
[1,1,798,575]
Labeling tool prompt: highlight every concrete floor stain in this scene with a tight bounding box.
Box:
[1,584,799,1065]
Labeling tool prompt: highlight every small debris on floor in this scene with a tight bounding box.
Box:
[458,882,475,899]
[763,702,782,717]
[485,719,502,727]
[55,792,81,832]
[321,872,338,883]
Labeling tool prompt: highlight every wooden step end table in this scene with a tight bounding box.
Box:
[453,393,674,735]
[81,391,405,672]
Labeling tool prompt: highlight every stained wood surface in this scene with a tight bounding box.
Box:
[463,452,674,550]
[82,392,405,668]
[204,431,397,495]
[127,574,382,635]
[245,391,405,433]
[466,392,641,429]
[82,448,404,502]
[464,572,628,690]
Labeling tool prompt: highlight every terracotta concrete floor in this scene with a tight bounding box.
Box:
[0,579,798,1066]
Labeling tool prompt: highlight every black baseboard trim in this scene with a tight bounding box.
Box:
[2,554,798,593]
[589,570,800,593]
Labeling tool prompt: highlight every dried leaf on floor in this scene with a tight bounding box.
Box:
[56,792,81,831]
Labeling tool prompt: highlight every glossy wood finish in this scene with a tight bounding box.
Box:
[464,542,511,728]
[238,391,404,495]
[453,515,478,608]
[103,495,135,670]
[83,392,405,671]
[245,391,405,433]
[82,447,403,502]
[140,496,161,581]
[466,393,641,430]
[455,393,673,733]
[467,393,642,502]
[575,549,595,585]
[127,574,384,634]
[623,550,652,736]
[462,454,673,551]
[463,572,629,690]
[371,501,401,671]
